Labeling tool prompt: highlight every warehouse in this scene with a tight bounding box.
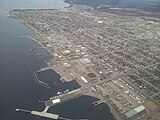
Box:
[79,58,92,65]
[125,105,146,120]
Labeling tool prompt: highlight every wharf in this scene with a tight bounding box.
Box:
[45,88,85,107]
[31,111,59,119]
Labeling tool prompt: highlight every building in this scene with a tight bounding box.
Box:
[97,68,110,78]
[79,58,92,65]
[80,76,88,83]
[87,73,97,82]
[61,50,71,55]
[125,105,146,120]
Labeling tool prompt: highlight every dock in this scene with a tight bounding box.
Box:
[45,88,84,107]
[16,108,88,120]
[31,111,59,119]
[92,99,105,106]
[15,87,91,119]
[37,67,52,72]
[32,71,50,89]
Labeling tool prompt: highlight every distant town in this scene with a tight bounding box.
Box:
[9,4,160,120]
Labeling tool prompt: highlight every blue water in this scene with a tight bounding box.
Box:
[0,0,115,120]
[35,69,81,94]
[0,0,69,11]
[65,0,160,12]
[49,96,114,120]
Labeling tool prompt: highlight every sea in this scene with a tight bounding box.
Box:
[65,0,160,13]
[0,0,116,120]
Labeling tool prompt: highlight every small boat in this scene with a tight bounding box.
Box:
[57,91,62,95]
[15,109,19,112]
[63,89,69,93]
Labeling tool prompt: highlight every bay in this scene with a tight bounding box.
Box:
[0,0,115,120]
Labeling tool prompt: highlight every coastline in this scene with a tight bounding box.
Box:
[8,11,46,49]
[1,0,160,120]
[64,0,160,13]
[8,9,117,120]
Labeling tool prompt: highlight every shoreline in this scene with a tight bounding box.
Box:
[8,9,119,120]
[64,0,160,13]
[8,11,47,49]
[2,0,159,119]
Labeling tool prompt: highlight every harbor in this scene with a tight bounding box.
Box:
[1,0,160,120]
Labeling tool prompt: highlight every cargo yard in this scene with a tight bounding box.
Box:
[10,5,160,120]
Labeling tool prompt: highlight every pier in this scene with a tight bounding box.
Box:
[19,35,31,39]
[92,99,106,106]
[37,67,52,72]
[45,88,85,107]
[32,71,50,89]
[16,108,59,119]
[15,88,91,120]
[16,108,88,120]
[31,111,59,119]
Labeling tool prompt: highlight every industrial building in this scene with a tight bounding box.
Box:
[87,73,97,82]
[96,68,111,78]
[125,105,146,120]
[79,58,92,65]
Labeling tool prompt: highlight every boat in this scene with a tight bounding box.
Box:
[15,109,19,112]
[56,91,62,95]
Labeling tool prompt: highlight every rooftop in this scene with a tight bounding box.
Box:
[125,105,146,118]
[79,58,92,65]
